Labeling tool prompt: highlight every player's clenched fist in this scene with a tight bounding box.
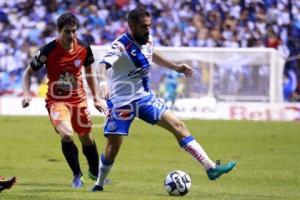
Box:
[22,95,32,108]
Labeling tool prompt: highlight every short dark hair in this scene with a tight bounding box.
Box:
[57,13,79,30]
[128,7,151,25]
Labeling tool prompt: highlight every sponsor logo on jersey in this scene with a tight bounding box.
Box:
[111,42,124,52]
[39,55,47,63]
[56,72,77,92]
[118,109,132,119]
[112,43,118,49]
[128,67,149,79]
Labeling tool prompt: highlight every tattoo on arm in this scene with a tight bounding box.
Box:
[97,63,108,83]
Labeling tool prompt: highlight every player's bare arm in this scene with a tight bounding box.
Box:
[96,63,109,100]
[22,65,34,108]
[85,65,108,115]
[153,50,193,77]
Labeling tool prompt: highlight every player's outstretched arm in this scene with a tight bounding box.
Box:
[153,50,193,77]
[85,65,108,116]
[22,65,33,108]
[96,63,109,100]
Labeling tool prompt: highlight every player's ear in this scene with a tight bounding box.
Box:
[128,22,133,30]
[57,25,64,33]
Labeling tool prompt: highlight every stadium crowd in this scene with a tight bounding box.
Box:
[0,0,300,101]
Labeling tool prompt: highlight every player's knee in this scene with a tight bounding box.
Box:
[173,120,188,134]
[61,134,74,142]
[79,133,94,146]
[56,123,73,134]
[56,124,74,142]
[106,143,121,160]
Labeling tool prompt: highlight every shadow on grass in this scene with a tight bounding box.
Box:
[16,182,75,193]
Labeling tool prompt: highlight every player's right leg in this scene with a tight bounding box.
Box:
[92,135,123,192]
[137,93,236,180]
[92,103,134,192]
[47,103,83,188]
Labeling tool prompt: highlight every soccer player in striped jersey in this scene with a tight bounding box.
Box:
[92,7,236,192]
[22,13,106,188]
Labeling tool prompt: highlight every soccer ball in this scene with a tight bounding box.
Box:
[164,170,191,196]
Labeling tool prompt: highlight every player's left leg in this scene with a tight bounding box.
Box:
[47,102,84,188]
[72,106,99,180]
[157,110,236,180]
[157,110,216,170]
[137,93,236,180]
[78,133,99,180]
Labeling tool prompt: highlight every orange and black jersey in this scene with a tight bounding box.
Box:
[30,38,94,105]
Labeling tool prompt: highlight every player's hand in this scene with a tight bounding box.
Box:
[176,64,193,77]
[98,82,109,100]
[22,95,32,108]
[94,98,108,116]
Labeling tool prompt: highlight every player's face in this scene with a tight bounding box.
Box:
[131,16,151,45]
[59,24,77,45]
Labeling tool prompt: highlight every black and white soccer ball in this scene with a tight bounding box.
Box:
[164,170,192,196]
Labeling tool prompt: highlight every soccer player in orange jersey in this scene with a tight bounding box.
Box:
[22,13,107,188]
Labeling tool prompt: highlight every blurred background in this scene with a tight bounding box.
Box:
[0,0,300,119]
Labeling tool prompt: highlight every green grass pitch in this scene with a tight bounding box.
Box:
[0,116,299,200]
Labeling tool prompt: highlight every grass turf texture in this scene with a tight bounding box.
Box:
[0,116,299,200]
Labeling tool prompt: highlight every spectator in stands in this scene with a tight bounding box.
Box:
[0,0,300,99]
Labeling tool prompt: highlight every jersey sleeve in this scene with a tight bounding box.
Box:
[30,47,48,71]
[101,41,123,68]
[30,40,56,71]
[83,45,95,67]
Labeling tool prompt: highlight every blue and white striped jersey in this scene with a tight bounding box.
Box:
[101,33,154,108]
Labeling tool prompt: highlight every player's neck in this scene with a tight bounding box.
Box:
[59,39,74,52]
[127,32,140,45]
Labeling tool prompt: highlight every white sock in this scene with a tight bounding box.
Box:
[95,154,113,187]
[179,136,216,170]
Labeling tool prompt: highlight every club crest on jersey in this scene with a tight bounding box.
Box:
[74,59,81,67]
[131,49,136,56]
[107,121,116,131]
[50,111,60,120]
